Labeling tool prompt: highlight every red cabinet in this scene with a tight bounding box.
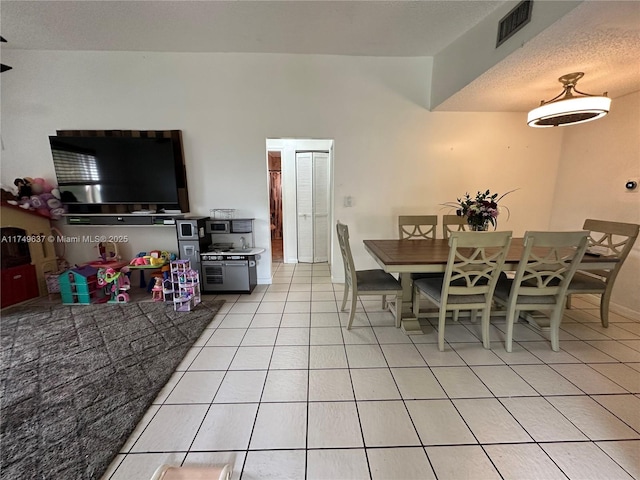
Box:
[1,264,39,308]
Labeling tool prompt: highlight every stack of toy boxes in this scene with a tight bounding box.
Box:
[58,265,104,304]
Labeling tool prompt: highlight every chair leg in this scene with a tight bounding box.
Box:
[470,309,478,323]
[549,306,564,352]
[347,292,358,330]
[505,303,519,353]
[341,284,349,312]
[566,294,573,309]
[600,291,611,328]
[382,295,387,310]
[438,306,448,352]
[481,308,491,349]
[452,311,459,322]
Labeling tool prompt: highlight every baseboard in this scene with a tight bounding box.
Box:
[583,294,640,321]
[609,298,640,321]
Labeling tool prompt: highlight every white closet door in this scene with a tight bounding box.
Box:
[296,152,314,263]
[313,152,329,262]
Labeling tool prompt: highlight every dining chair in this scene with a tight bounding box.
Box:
[398,215,437,239]
[493,231,589,353]
[566,219,639,327]
[337,222,403,329]
[412,231,512,351]
[398,215,443,315]
[442,214,468,239]
[441,214,473,322]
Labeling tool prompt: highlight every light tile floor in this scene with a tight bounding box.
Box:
[98,262,640,480]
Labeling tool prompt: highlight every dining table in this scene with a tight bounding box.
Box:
[363,238,619,333]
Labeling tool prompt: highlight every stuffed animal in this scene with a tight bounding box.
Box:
[14,178,32,198]
[7,177,66,219]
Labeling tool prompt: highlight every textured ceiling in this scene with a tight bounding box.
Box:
[1,0,639,112]
[0,0,504,56]
[437,1,640,112]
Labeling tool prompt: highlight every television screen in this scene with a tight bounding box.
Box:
[49,136,185,209]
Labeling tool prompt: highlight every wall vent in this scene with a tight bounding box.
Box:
[496,0,533,47]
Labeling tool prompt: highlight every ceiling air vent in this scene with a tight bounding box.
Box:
[496,0,533,48]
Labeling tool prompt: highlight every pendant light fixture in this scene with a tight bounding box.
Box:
[527,72,611,127]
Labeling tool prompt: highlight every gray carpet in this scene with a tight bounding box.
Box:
[0,300,224,480]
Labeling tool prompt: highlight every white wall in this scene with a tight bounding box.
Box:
[1,50,563,285]
[550,90,640,316]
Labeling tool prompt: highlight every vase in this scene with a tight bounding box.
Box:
[467,218,489,231]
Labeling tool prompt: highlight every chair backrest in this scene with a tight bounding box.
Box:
[582,219,639,278]
[510,231,589,299]
[443,231,512,298]
[336,222,357,290]
[442,214,468,239]
[398,215,437,239]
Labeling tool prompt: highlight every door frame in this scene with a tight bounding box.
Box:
[266,138,334,265]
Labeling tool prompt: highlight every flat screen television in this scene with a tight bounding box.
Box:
[49,134,189,214]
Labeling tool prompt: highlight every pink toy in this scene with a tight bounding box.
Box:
[151,277,164,302]
[130,257,148,266]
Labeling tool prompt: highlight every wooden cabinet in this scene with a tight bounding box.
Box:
[1,264,39,308]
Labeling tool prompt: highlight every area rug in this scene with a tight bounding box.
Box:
[0,300,224,480]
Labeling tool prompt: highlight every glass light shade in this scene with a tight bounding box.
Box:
[527,95,611,128]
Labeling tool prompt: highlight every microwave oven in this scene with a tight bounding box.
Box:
[206,220,230,234]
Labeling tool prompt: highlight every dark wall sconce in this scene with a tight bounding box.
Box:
[1,36,13,73]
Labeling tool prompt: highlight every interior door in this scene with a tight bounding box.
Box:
[296,152,314,263]
[312,152,329,262]
[296,151,329,263]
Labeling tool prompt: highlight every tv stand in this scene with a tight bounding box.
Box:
[63,213,184,226]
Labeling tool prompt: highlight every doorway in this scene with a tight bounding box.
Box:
[266,138,334,265]
[268,151,283,262]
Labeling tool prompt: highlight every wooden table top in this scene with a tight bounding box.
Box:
[363,238,617,270]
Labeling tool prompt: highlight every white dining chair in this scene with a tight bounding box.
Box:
[398,215,438,240]
[442,214,473,321]
[493,231,589,352]
[442,214,468,239]
[337,221,403,329]
[566,219,639,327]
[412,231,512,351]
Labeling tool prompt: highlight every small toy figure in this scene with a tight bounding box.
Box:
[151,277,164,302]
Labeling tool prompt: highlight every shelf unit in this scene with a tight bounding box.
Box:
[63,213,185,226]
[169,259,201,311]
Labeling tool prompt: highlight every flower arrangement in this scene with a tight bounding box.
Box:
[444,189,516,231]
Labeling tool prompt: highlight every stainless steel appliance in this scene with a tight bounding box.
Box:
[176,216,209,276]
[201,253,257,293]
[206,220,230,234]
